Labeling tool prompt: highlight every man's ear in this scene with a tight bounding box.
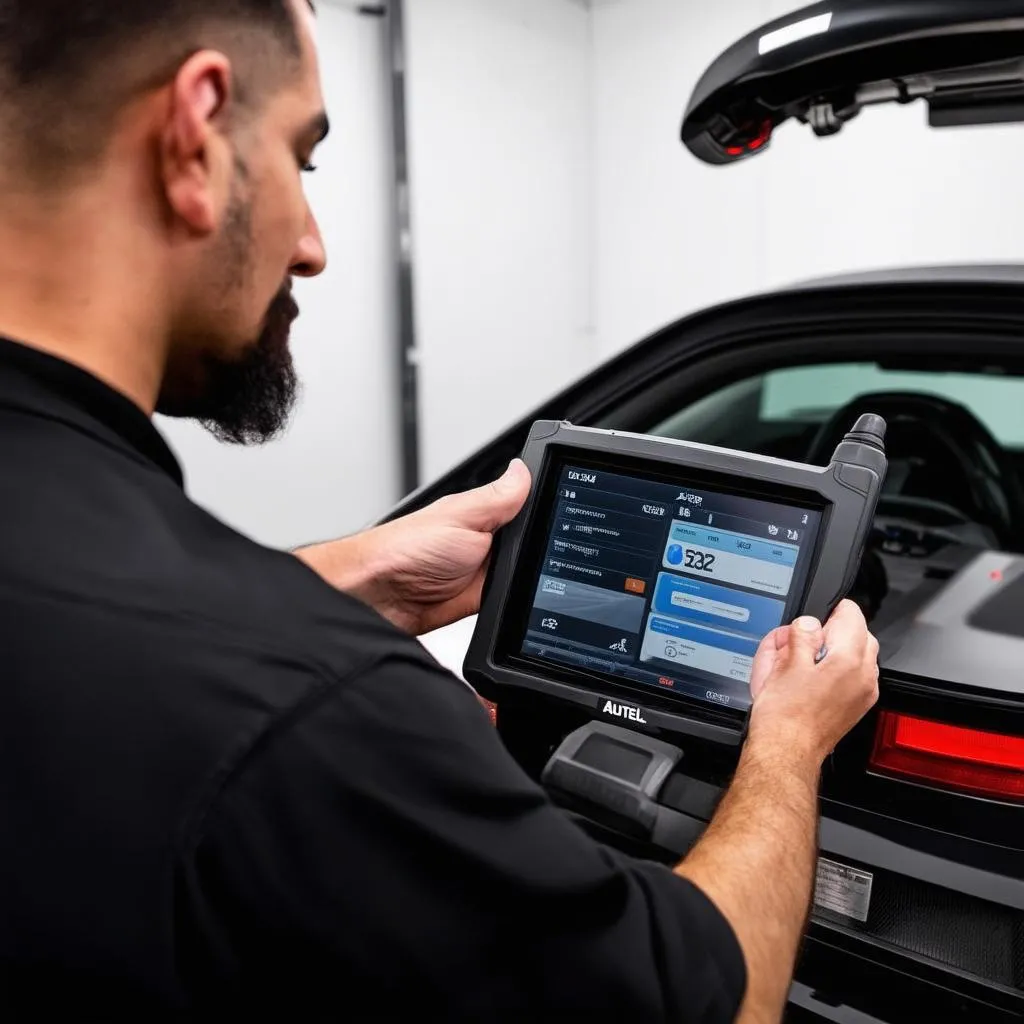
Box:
[159,51,234,236]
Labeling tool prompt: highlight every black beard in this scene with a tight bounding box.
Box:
[160,161,301,446]
[195,286,301,445]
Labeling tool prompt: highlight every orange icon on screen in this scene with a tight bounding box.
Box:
[625,578,646,595]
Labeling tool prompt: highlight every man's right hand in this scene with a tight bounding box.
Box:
[674,601,879,1024]
[747,599,879,768]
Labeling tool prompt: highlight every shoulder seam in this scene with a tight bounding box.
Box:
[174,648,476,859]
[172,653,395,863]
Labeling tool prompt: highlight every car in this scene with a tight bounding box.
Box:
[390,3,1024,1020]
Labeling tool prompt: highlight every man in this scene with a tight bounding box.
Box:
[0,1,879,1021]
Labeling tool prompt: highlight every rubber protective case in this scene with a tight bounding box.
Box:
[464,420,886,745]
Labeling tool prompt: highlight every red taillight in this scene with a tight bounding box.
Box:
[724,121,773,159]
[871,711,1024,801]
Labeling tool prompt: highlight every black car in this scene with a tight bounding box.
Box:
[398,3,1024,1020]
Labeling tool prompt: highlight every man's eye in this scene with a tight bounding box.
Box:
[302,162,318,174]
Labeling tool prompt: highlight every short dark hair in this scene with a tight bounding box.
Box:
[0,0,310,183]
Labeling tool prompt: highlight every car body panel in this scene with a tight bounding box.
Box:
[388,264,1024,526]
[405,265,1024,1021]
[681,0,1024,164]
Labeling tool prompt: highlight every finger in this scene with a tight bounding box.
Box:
[437,459,532,534]
[868,631,880,660]
[781,615,825,667]
[822,599,868,654]
[749,626,789,700]
[771,624,792,651]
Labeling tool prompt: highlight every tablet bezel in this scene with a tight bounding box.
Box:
[465,421,883,745]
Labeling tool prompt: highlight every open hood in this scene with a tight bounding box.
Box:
[682,0,1024,165]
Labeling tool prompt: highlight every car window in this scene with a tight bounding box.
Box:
[649,363,1024,458]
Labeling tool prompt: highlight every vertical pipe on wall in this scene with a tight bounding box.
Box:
[383,0,422,496]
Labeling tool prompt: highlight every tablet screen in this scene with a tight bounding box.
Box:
[518,461,823,713]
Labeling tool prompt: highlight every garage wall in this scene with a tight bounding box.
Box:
[590,0,1024,357]
[404,0,595,480]
[159,4,399,550]
[588,0,771,356]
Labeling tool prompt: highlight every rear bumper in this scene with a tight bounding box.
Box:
[505,704,1024,1021]
[788,930,1024,1023]
[572,803,1024,1021]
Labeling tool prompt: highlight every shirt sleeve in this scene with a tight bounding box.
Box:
[175,653,747,1023]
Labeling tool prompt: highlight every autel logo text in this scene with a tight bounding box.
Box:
[601,700,648,725]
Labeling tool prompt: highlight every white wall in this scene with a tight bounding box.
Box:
[159,3,399,550]
[589,0,771,355]
[590,0,1024,358]
[404,0,595,481]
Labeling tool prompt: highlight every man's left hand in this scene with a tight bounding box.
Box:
[296,459,532,635]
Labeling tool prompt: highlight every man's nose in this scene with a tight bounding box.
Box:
[291,213,327,278]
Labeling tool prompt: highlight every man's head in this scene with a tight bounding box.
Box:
[0,0,328,443]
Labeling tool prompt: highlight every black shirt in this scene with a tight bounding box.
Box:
[0,336,746,1022]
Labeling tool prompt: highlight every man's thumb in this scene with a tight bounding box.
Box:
[784,615,824,665]
[445,459,532,532]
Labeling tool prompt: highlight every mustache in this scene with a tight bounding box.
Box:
[272,285,300,323]
[259,285,300,342]
[282,285,299,321]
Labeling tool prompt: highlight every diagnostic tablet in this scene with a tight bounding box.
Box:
[464,416,887,744]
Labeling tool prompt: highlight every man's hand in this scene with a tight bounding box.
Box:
[296,460,532,635]
[747,600,880,765]
[676,601,878,1024]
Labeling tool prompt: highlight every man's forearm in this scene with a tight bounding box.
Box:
[674,739,820,1024]
[294,535,366,587]
[295,537,420,632]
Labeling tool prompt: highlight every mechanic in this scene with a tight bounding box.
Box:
[0,1,879,1021]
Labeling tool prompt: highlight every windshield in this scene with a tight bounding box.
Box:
[650,363,1024,456]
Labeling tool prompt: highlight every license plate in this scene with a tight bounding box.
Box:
[814,857,873,923]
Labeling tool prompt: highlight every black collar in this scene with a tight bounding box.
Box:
[0,336,184,487]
